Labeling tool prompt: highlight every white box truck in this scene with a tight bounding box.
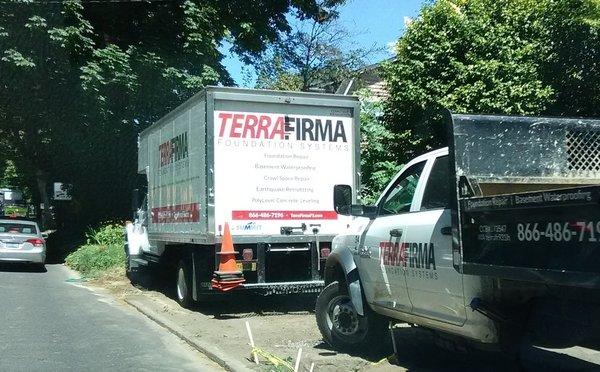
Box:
[126,87,360,307]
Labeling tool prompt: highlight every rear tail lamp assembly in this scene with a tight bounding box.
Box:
[26,238,45,247]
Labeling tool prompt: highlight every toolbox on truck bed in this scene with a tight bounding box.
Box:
[448,114,600,287]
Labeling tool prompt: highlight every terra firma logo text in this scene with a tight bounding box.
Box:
[159,132,188,167]
[217,112,347,143]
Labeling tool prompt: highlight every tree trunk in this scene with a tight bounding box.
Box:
[35,169,51,230]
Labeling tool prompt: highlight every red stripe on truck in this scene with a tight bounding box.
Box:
[151,203,200,223]
[232,210,338,220]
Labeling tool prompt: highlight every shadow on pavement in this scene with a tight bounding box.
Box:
[311,340,390,363]
[308,325,599,371]
[137,271,600,371]
[194,293,318,318]
[0,262,47,273]
[147,272,319,317]
[520,344,600,371]
[45,229,85,264]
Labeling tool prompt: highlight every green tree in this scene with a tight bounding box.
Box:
[357,90,401,204]
[538,0,600,117]
[0,1,93,225]
[382,0,599,163]
[0,0,342,227]
[254,4,376,92]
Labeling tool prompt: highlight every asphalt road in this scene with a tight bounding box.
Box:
[0,263,223,371]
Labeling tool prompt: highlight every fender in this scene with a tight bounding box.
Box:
[324,245,365,316]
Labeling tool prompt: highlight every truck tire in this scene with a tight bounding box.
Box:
[315,281,388,353]
[176,259,193,309]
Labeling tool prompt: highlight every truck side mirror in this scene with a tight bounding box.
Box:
[333,184,353,215]
[131,188,139,212]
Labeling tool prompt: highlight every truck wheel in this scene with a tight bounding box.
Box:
[316,281,387,352]
[176,259,193,309]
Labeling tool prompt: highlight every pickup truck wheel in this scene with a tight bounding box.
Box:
[176,259,193,309]
[316,281,387,352]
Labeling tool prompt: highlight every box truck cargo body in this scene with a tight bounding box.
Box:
[127,87,360,304]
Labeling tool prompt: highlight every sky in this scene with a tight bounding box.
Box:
[221,0,426,87]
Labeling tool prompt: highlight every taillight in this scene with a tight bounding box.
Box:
[320,248,331,258]
[26,238,45,247]
[242,248,253,261]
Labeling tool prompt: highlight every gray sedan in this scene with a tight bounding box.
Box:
[0,219,46,267]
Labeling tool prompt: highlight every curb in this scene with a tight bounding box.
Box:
[125,296,253,372]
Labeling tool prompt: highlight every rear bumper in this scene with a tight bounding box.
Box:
[199,280,324,297]
[241,280,324,295]
[0,248,45,264]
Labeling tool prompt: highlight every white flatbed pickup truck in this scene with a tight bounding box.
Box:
[315,113,600,353]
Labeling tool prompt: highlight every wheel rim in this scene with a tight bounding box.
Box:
[177,267,187,301]
[326,294,365,342]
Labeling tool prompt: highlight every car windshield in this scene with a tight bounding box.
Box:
[0,222,38,235]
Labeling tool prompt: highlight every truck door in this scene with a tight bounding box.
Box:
[402,154,466,325]
[359,161,427,313]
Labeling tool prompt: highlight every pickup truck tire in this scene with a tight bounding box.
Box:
[176,259,193,309]
[316,281,388,352]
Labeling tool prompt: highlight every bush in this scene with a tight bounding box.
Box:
[85,222,125,246]
[65,222,125,277]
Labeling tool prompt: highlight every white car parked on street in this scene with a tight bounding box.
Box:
[0,218,46,268]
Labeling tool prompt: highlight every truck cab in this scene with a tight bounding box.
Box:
[315,147,497,351]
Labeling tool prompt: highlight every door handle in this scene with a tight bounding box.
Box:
[389,228,403,238]
[441,226,452,235]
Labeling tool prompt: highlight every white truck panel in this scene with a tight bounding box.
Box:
[142,96,206,237]
[213,110,354,236]
[138,87,359,244]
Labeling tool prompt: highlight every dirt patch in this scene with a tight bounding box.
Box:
[86,267,141,298]
[88,270,392,371]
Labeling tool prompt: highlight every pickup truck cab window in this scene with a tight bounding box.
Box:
[379,161,426,216]
[420,156,450,210]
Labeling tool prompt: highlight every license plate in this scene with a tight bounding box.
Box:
[236,262,257,272]
[3,243,19,249]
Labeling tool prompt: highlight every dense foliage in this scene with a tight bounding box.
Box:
[357,91,400,204]
[383,0,600,164]
[0,0,342,228]
[254,12,375,92]
[65,222,126,277]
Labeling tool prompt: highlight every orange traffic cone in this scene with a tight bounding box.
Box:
[211,222,245,292]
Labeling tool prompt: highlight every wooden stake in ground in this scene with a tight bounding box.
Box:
[245,321,259,365]
[294,348,302,372]
[389,322,398,356]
